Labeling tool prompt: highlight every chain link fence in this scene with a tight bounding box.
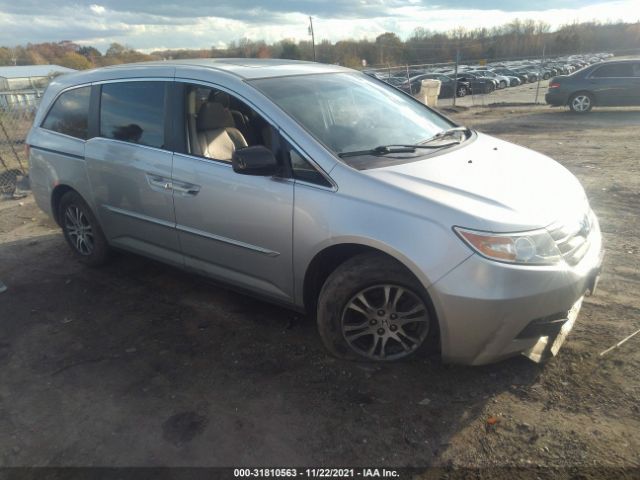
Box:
[0,89,41,198]
[364,56,569,109]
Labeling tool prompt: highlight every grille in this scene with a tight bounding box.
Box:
[547,210,595,266]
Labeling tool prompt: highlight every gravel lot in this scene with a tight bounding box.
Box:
[0,105,639,472]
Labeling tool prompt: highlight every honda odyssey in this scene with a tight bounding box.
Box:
[27,59,603,365]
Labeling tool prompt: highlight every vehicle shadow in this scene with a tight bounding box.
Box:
[0,234,543,467]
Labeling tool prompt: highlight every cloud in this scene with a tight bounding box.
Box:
[89,4,106,15]
[0,0,637,51]
[0,0,615,20]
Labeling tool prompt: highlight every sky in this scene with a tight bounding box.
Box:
[0,0,638,52]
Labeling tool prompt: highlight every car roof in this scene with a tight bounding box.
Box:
[596,58,639,64]
[51,58,351,88]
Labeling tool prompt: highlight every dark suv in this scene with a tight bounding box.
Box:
[546,59,640,112]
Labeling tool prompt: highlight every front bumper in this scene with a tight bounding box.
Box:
[428,221,603,366]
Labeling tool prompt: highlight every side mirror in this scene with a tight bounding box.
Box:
[232,146,278,176]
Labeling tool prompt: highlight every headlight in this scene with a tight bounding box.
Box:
[454,227,562,265]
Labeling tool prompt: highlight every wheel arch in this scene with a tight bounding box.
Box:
[302,241,435,317]
[304,242,442,356]
[51,184,78,226]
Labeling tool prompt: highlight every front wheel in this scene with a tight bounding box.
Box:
[59,191,110,266]
[317,253,435,362]
[456,85,467,97]
[569,92,594,113]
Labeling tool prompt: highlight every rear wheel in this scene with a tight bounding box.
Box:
[569,92,593,113]
[317,253,435,362]
[456,85,467,97]
[59,191,110,266]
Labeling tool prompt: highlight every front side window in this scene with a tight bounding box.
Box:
[41,86,91,139]
[100,82,166,149]
[290,149,331,188]
[591,64,633,78]
[181,83,276,162]
[251,73,452,165]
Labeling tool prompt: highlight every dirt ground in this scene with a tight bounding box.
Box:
[0,105,639,473]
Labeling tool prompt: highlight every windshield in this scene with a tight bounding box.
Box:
[251,72,453,160]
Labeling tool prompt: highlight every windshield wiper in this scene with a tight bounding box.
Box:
[419,126,471,145]
[338,142,457,158]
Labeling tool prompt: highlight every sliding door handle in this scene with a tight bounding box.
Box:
[146,174,173,192]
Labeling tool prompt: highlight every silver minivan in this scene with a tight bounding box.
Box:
[27,59,603,365]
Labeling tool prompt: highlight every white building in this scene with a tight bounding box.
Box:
[0,65,76,110]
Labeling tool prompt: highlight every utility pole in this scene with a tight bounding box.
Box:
[535,43,546,104]
[308,16,316,62]
[453,47,460,107]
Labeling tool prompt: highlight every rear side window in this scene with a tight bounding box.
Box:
[41,87,91,140]
[591,63,633,78]
[100,82,166,149]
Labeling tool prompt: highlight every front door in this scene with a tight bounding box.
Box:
[588,63,634,106]
[171,82,294,302]
[630,62,640,105]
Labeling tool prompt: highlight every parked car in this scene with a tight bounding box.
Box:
[469,70,510,88]
[447,71,496,93]
[546,59,640,112]
[492,68,529,84]
[513,68,539,82]
[384,76,406,88]
[27,59,603,365]
[400,74,471,98]
[503,75,522,86]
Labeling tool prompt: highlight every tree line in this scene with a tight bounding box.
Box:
[0,20,638,71]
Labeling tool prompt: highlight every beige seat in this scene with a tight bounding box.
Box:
[196,102,247,161]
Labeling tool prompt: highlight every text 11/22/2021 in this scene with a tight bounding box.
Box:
[234,469,400,478]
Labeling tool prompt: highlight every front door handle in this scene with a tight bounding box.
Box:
[172,181,201,196]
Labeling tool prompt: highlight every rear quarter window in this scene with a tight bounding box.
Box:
[41,86,91,140]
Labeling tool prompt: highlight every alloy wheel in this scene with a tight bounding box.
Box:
[64,205,94,255]
[341,284,430,360]
[571,95,591,112]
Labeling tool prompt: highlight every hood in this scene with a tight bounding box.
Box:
[363,132,588,232]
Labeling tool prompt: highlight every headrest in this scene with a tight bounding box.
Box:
[197,102,234,131]
[209,90,231,108]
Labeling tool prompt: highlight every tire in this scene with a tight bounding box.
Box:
[499,81,507,89]
[58,191,110,266]
[543,73,550,80]
[456,85,467,97]
[317,252,436,362]
[569,92,594,113]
